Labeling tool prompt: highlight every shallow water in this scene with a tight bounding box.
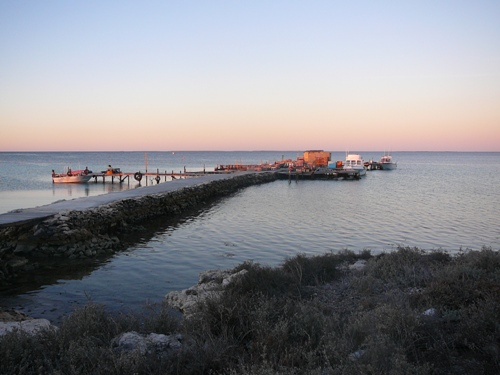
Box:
[1,151,499,323]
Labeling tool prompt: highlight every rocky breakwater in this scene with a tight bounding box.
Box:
[0,172,277,283]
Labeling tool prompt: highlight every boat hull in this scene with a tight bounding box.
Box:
[52,175,92,183]
[351,167,367,176]
[341,167,366,176]
[380,162,397,170]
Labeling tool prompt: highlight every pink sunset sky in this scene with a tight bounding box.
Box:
[1,1,499,152]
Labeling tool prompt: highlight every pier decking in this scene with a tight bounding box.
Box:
[276,168,362,180]
[86,170,230,184]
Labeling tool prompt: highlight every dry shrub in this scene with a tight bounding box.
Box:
[365,247,449,289]
[58,302,121,344]
[282,252,341,286]
[352,273,386,297]
[0,301,184,375]
[187,260,346,371]
[122,300,181,334]
[0,329,56,374]
[353,334,433,375]
[230,261,299,298]
[344,302,419,351]
[455,299,500,366]
[424,248,500,310]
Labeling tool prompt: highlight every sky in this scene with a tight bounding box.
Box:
[1,1,499,152]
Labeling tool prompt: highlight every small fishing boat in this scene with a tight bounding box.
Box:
[380,153,397,170]
[343,153,366,176]
[52,168,92,183]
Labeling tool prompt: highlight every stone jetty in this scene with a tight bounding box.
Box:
[0,171,276,282]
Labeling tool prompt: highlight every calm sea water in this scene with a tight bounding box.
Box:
[1,151,499,322]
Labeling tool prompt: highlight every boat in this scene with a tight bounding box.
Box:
[52,168,92,183]
[342,153,366,176]
[379,153,397,170]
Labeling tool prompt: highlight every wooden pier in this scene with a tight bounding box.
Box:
[86,169,232,185]
[88,165,366,185]
[276,168,362,181]
[364,161,383,170]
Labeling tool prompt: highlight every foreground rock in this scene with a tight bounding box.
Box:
[112,331,183,355]
[165,268,248,318]
[0,308,58,337]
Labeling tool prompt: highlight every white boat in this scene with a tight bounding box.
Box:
[380,153,397,170]
[52,169,92,183]
[343,153,366,176]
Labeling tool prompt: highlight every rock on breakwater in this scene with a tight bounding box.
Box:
[0,172,276,282]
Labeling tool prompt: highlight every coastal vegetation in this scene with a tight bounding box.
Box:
[1,246,500,374]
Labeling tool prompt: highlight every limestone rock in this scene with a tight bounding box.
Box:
[4,256,28,269]
[112,331,182,355]
[165,268,247,318]
[349,259,367,271]
[423,308,437,317]
[0,318,56,337]
[0,309,30,322]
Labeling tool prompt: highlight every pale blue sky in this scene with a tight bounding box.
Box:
[1,1,499,151]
